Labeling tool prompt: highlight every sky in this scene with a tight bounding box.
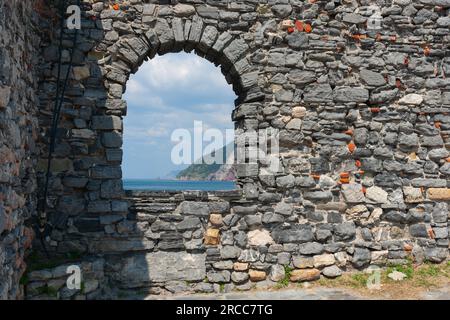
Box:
[122,53,236,179]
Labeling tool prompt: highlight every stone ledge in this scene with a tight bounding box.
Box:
[125,189,242,199]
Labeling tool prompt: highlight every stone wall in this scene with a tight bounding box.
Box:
[25,257,105,300]
[23,0,450,298]
[0,0,42,299]
[25,187,450,298]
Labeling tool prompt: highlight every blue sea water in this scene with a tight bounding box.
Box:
[123,179,237,191]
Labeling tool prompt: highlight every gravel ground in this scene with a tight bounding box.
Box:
[146,286,450,300]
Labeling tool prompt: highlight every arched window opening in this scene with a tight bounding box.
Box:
[122,53,237,191]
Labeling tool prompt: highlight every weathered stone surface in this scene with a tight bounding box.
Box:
[370,88,399,104]
[342,184,366,203]
[233,262,249,272]
[371,250,388,265]
[409,224,428,238]
[196,5,219,19]
[231,271,249,284]
[313,254,335,268]
[304,84,333,102]
[125,252,205,284]
[290,269,320,282]
[207,270,230,283]
[91,166,122,179]
[274,202,293,216]
[272,4,292,18]
[199,26,218,52]
[238,249,260,263]
[0,206,6,234]
[403,187,424,203]
[276,175,295,188]
[288,71,316,87]
[233,205,257,215]
[173,4,195,17]
[286,118,302,130]
[272,225,314,244]
[299,242,324,255]
[92,116,122,130]
[427,188,450,200]
[343,13,367,24]
[333,87,369,103]
[334,222,356,241]
[432,203,448,223]
[304,191,333,202]
[292,106,307,118]
[322,265,342,278]
[209,213,223,226]
[181,201,210,216]
[204,229,220,245]
[221,246,241,259]
[360,69,386,87]
[101,180,123,198]
[89,239,154,252]
[102,132,123,148]
[286,32,309,49]
[73,66,90,80]
[87,201,111,213]
[58,196,85,215]
[269,265,285,282]
[247,229,274,246]
[293,256,314,269]
[424,247,448,263]
[352,248,371,268]
[365,186,388,204]
[399,94,423,105]
[249,270,266,282]
[0,85,11,109]
[412,179,446,188]
[223,39,248,63]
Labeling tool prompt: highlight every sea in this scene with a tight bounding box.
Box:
[123,179,237,191]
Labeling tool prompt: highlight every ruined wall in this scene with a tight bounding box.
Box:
[27,0,450,298]
[0,0,41,299]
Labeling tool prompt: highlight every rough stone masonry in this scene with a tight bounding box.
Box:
[0,0,449,299]
[0,0,41,299]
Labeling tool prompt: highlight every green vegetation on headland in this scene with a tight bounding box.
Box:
[176,163,223,180]
[176,143,235,181]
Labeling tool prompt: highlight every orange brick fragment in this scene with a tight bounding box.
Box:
[348,142,356,153]
[304,24,312,33]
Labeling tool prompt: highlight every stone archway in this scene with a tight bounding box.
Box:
[90,7,266,210]
[98,8,264,190]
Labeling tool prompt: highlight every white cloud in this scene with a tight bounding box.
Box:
[123,53,236,112]
[126,78,145,94]
[147,127,169,138]
[133,54,227,91]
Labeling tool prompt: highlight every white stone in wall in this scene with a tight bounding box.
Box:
[119,252,206,286]
[248,229,274,246]
[398,94,423,105]
[365,186,388,204]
